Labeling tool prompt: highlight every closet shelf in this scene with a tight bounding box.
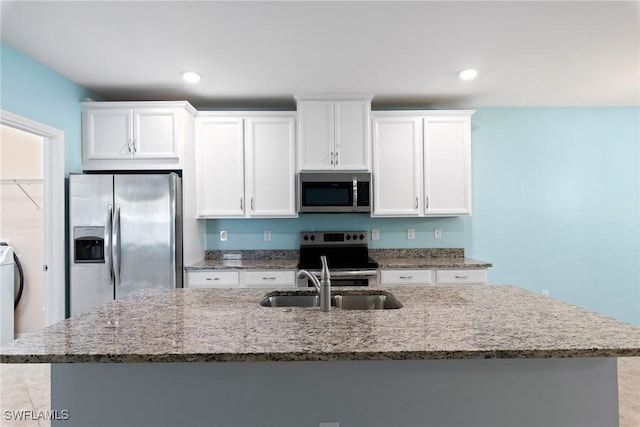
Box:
[0,178,42,209]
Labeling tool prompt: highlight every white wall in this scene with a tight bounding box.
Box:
[0,124,45,335]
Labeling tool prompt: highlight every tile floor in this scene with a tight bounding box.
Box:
[1,358,638,426]
[0,364,50,427]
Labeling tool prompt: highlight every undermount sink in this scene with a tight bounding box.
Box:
[260,290,402,310]
[260,294,320,308]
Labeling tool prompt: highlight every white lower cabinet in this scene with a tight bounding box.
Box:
[379,268,488,286]
[186,271,240,288]
[186,270,296,288]
[379,269,433,286]
[240,270,296,288]
[435,269,488,285]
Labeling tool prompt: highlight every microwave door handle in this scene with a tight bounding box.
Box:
[353,177,358,211]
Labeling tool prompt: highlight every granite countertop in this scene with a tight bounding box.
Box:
[2,285,639,363]
[375,257,491,269]
[186,248,491,270]
[187,258,299,270]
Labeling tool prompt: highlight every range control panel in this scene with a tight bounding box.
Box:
[300,231,368,246]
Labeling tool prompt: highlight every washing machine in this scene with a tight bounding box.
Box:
[0,244,15,345]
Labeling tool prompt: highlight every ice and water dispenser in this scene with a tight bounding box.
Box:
[73,227,105,263]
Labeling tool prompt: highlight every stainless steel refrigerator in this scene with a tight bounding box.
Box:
[69,173,182,316]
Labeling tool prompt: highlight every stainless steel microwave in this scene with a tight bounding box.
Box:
[298,172,371,213]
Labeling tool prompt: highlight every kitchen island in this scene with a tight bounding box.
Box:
[2,285,639,426]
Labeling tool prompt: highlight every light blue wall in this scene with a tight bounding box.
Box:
[0,43,98,175]
[469,108,639,325]
[206,215,470,249]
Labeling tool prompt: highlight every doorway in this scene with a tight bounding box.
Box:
[0,110,65,328]
[0,124,45,336]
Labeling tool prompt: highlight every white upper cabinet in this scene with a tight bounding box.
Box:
[423,114,472,216]
[296,95,371,171]
[245,116,297,217]
[81,101,195,170]
[196,117,246,217]
[195,112,297,218]
[372,110,474,217]
[372,116,423,216]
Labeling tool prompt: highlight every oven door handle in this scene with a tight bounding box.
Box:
[306,270,378,278]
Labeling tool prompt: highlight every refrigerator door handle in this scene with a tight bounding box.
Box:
[107,204,114,283]
[112,204,121,287]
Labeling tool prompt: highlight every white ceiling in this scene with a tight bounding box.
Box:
[1,1,638,109]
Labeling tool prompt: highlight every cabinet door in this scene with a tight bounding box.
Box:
[133,109,179,159]
[240,270,296,288]
[245,117,297,217]
[334,101,370,170]
[186,271,239,288]
[372,117,423,216]
[435,269,487,285]
[196,118,245,217]
[379,269,433,285]
[83,108,133,160]
[423,115,471,215]
[298,101,334,170]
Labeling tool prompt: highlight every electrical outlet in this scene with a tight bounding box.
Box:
[264,230,271,242]
[407,228,415,240]
[219,230,227,241]
[371,229,379,240]
[434,228,442,239]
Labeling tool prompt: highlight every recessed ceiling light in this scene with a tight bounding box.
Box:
[181,71,202,84]
[458,68,478,81]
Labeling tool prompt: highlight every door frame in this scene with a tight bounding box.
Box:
[0,110,65,326]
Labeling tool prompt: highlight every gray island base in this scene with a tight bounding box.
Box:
[3,286,639,427]
[53,358,618,427]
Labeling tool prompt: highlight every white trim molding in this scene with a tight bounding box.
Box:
[0,110,66,326]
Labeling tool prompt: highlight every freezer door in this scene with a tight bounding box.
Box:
[113,174,180,299]
[69,174,114,316]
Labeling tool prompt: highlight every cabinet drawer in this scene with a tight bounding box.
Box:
[187,271,239,288]
[436,269,487,285]
[241,270,296,288]
[380,269,433,285]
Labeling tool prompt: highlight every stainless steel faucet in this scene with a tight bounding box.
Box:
[296,255,331,312]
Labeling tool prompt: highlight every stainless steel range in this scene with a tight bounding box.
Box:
[297,231,379,287]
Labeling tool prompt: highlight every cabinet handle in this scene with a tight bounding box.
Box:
[262,277,276,280]
[251,197,255,211]
[454,275,469,279]
[131,140,137,153]
[415,197,419,209]
[425,196,429,209]
[399,276,413,279]
[330,152,334,165]
[335,151,339,165]
[206,277,220,281]
[127,139,134,153]
[240,198,244,210]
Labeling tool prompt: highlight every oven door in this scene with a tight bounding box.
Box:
[297,269,378,287]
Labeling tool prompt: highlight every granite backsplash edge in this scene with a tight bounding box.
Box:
[204,248,465,260]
